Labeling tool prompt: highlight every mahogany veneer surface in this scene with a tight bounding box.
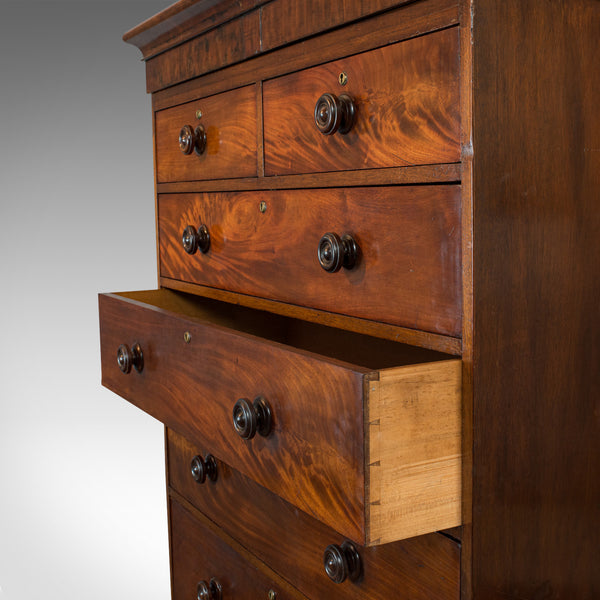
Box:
[263,27,460,175]
[155,85,258,182]
[99,289,461,545]
[158,186,462,336]
[167,429,461,600]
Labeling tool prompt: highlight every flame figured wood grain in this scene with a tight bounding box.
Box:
[99,289,462,545]
[99,290,367,542]
[263,27,460,175]
[170,498,307,600]
[158,186,462,337]
[155,85,257,183]
[167,429,460,600]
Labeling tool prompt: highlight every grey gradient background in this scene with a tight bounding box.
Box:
[0,2,175,598]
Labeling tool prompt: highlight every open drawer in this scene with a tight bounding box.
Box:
[99,288,461,545]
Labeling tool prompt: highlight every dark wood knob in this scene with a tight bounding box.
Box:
[116,343,143,374]
[318,232,359,272]
[182,224,210,254]
[190,454,218,483]
[314,93,356,135]
[232,396,272,440]
[197,578,222,600]
[323,541,362,584]
[179,124,207,155]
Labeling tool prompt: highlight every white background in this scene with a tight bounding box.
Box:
[0,2,173,598]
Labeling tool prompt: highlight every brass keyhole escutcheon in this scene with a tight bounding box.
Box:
[259,200,267,213]
[195,109,203,119]
[338,71,348,86]
[183,331,192,343]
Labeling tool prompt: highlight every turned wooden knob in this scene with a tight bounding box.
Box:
[323,541,362,584]
[179,124,207,155]
[317,232,359,272]
[182,224,210,254]
[116,342,143,374]
[197,578,222,600]
[190,454,218,483]
[314,93,356,135]
[232,396,272,440]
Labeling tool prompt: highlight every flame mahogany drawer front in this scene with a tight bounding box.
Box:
[263,27,460,175]
[167,429,461,600]
[158,186,462,337]
[99,289,461,546]
[169,498,304,600]
[155,85,258,183]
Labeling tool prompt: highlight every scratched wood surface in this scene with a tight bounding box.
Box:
[263,27,460,175]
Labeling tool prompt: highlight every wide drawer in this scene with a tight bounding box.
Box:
[158,186,462,337]
[170,498,305,600]
[168,429,461,600]
[99,289,461,545]
[263,27,460,175]
[155,85,258,183]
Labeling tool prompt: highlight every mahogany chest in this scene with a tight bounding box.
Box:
[99,1,599,598]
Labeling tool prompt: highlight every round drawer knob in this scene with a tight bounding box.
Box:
[318,232,359,273]
[179,124,207,155]
[190,454,218,483]
[323,541,362,584]
[314,93,356,135]
[197,578,222,600]
[232,396,272,440]
[182,224,210,254]
[116,342,143,374]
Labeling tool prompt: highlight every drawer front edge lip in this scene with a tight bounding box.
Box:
[99,290,374,374]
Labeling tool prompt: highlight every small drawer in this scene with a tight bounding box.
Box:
[99,289,461,545]
[167,429,461,600]
[158,185,461,337]
[155,85,258,183]
[263,27,460,175]
[170,498,304,600]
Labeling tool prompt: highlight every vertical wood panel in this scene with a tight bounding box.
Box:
[472,0,600,597]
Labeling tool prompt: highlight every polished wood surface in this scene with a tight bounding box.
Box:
[155,85,257,183]
[170,498,306,600]
[366,360,462,544]
[167,429,461,600]
[469,1,600,598]
[145,11,260,92]
[150,0,458,103]
[263,28,460,175]
[158,186,462,336]
[261,0,413,52]
[154,163,461,193]
[124,0,266,60]
[99,289,459,543]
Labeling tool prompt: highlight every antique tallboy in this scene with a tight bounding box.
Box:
[98,1,599,599]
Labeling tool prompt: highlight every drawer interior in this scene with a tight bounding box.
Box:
[116,288,453,370]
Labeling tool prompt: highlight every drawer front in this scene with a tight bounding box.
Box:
[170,498,304,600]
[99,290,367,542]
[167,429,460,600]
[159,186,461,337]
[263,27,460,175]
[155,85,258,183]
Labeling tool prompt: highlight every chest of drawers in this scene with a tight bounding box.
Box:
[99,1,599,598]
